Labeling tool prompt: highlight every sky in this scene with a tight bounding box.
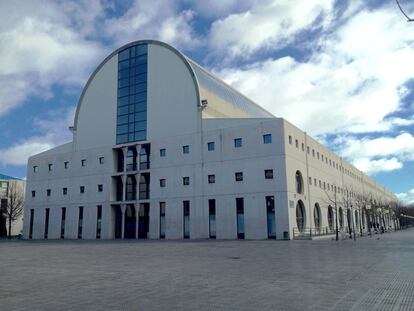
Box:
[0,0,414,203]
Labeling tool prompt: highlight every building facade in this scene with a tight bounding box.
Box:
[1,174,25,237]
[23,40,397,240]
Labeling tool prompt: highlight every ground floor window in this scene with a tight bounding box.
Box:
[183,201,190,239]
[160,202,165,239]
[29,209,34,239]
[78,206,83,239]
[209,199,216,239]
[266,196,275,239]
[44,208,50,239]
[61,208,66,239]
[328,206,334,230]
[96,205,102,239]
[236,198,245,239]
[314,203,321,231]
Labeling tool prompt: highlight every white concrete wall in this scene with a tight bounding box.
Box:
[147,43,200,140]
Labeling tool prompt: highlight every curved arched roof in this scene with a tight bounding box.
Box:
[73,40,273,130]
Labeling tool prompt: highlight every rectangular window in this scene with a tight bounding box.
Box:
[60,207,66,239]
[321,154,324,161]
[266,196,276,239]
[48,164,52,171]
[288,136,292,144]
[236,198,245,239]
[183,177,190,186]
[183,200,190,239]
[29,209,34,239]
[312,149,315,157]
[263,134,272,144]
[98,184,103,192]
[207,142,215,151]
[160,202,166,239]
[301,143,305,151]
[307,146,310,154]
[160,179,166,187]
[234,138,242,148]
[295,139,299,148]
[96,205,102,239]
[264,169,273,179]
[80,186,85,193]
[317,152,320,159]
[235,172,243,181]
[31,190,36,197]
[99,157,104,164]
[208,174,215,184]
[160,148,166,157]
[308,177,312,185]
[319,180,322,188]
[81,159,86,167]
[64,161,69,169]
[314,178,317,186]
[46,189,51,197]
[78,206,83,239]
[63,188,67,195]
[209,199,216,239]
[182,145,190,154]
[44,208,50,239]
[33,166,38,173]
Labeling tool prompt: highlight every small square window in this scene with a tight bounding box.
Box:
[80,186,85,193]
[99,157,104,164]
[48,164,52,171]
[47,189,51,197]
[263,134,272,144]
[63,188,67,195]
[81,159,86,167]
[234,138,242,148]
[183,177,190,185]
[264,169,273,179]
[160,179,166,187]
[288,136,292,144]
[235,172,243,181]
[33,166,38,173]
[183,145,190,154]
[98,184,103,192]
[64,161,69,169]
[31,190,36,197]
[207,142,215,151]
[160,148,166,157]
[208,174,215,184]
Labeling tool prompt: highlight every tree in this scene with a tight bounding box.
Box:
[2,181,24,239]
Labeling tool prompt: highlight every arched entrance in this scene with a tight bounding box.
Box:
[339,207,344,229]
[327,206,334,230]
[314,203,321,231]
[296,200,306,232]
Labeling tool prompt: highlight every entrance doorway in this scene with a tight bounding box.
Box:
[138,203,149,239]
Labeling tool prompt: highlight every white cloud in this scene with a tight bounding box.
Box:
[353,157,403,175]
[104,0,199,50]
[0,107,75,166]
[208,0,335,61]
[212,2,414,136]
[338,132,414,162]
[396,188,414,205]
[0,0,108,117]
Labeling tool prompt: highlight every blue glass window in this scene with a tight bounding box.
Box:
[116,44,148,144]
[234,138,242,148]
[263,134,272,144]
[160,148,166,157]
[207,142,215,151]
[183,145,190,154]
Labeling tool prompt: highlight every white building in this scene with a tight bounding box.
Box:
[23,40,397,240]
[1,174,25,237]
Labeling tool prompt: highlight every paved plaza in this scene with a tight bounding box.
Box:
[1,229,414,311]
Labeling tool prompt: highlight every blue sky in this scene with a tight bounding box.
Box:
[0,0,414,203]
